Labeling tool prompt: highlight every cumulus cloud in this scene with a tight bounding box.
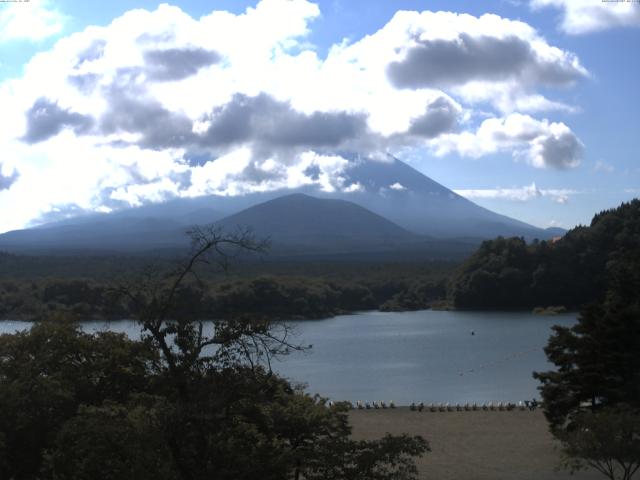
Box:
[23,98,94,144]
[143,47,220,81]
[186,149,356,197]
[99,85,195,149]
[431,113,583,169]
[408,97,460,139]
[455,182,576,203]
[0,0,588,232]
[96,88,372,155]
[388,33,583,89]
[197,93,369,154]
[0,0,65,43]
[379,11,587,113]
[532,0,640,34]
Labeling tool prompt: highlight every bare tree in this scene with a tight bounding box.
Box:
[112,225,305,396]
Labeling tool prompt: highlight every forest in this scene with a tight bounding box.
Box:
[0,257,451,321]
[448,199,640,310]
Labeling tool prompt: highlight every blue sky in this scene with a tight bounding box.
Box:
[0,0,638,232]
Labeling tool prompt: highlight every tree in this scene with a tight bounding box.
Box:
[0,320,157,479]
[534,286,640,431]
[110,225,428,480]
[534,233,640,479]
[42,397,178,480]
[1,225,429,480]
[558,406,640,480]
[304,433,429,480]
[449,199,640,310]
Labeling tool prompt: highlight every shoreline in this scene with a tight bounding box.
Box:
[0,306,581,323]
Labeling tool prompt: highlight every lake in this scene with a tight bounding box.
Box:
[0,310,575,405]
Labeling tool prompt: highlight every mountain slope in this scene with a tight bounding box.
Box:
[0,157,560,255]
[214,193,420,254]
[0,217,191,253]
[331,157,554,239]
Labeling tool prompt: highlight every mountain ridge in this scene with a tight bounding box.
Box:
[0,158,563,258]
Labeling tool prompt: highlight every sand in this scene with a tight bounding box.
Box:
[349,408,603,480]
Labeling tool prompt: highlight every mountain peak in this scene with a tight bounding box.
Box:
[214,193,418,254]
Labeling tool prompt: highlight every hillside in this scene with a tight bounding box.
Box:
[214,193,420,254]
[0,217,191,253]
[448,199,640,309]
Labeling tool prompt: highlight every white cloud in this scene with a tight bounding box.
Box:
[431,113,583,169]
[0,0,65,43]
[389,182,407,191]
[0,1,588,232]
[343,182,364,193]
[531,0,640,34]
[455,182,576,203]
[335,10,587,115]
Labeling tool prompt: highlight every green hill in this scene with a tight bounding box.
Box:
[448,199,640,310]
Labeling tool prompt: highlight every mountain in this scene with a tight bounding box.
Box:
[0,217,190,253]
[214,193,419,254]
[0,194,423,255]
[329,157,551,239]
[0,157,559,256]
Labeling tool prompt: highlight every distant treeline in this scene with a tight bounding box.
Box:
[0,270,450,321]
[448,199,640,310]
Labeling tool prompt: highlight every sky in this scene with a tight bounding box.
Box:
[0,0,638,233]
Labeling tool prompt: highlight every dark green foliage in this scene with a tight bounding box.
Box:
[210,276,376,319]
[43,398,178,480]
[0,262,454,321]
[379,279,446,311]
[534,204,640,478]
[0,228,428,480]
[0,321,156,479]
[557,406,640,480]
[533,229,640,431]
[304,433,429,480]
[534,301,640,430]
[0,320,427,480]
[449,200,640,310]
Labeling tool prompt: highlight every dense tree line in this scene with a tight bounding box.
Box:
[533,263,640,478]
[0,228,428,480]
[449,200,640,310]
[0,273,450,321]
[532,201,640,479]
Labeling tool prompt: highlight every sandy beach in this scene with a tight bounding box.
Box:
[349,408,602,480]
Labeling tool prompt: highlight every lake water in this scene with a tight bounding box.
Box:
[0,310,575,405]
